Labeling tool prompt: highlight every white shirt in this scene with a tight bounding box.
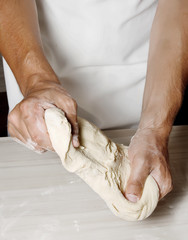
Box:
[3,0,158,129]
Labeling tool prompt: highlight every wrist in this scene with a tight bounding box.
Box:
[138,112,173,138]
[16,50,59,96]
[23,73,60,97]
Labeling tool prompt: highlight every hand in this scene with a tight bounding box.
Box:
[125,127,173,202]
[8,79,80,153]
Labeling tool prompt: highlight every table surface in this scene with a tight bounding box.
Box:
[0,126,188,240]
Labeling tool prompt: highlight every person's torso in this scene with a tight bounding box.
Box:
[4,0,158,129]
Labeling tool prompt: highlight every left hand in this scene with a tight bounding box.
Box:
[124,127,173,202]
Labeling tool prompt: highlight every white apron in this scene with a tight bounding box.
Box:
[3,0,158,130]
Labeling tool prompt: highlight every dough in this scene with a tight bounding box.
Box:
[45,108,159,221]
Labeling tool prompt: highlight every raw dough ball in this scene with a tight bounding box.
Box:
[45,108,159,221]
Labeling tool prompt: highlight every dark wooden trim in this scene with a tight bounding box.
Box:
[0,92,8,137]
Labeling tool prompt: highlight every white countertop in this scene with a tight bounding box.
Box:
[0,126,188,240]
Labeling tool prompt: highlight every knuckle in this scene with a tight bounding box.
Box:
[72,127,79,138]
[8,111,16,124]
[20,99,41,118]
[19,100,29,113]
[74,121,79,130]
[20,98,38,112]
[129,170,147,185]
[132,157,150,172]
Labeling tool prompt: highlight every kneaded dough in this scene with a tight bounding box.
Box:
[45,108,159,221]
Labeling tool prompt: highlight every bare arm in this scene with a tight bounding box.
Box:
[0,0,80,151]
[140,0,188,132]
[125,0,188,202]
[0,0,56,93]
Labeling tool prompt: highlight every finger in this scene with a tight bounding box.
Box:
[56,97,80,148]
[23,107,53,151]
[8,122,42,152]
[9,118,31,143]
[8,108,31,143]
[20,122,46,153]
[68,114,80,148]
[151,167,173,200]
[8,122,27,144]
[125,158,150,202]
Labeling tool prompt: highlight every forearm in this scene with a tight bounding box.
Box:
[140,0,188,135]
[0,0,58,96]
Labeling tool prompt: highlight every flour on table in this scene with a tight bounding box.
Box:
[45,108,159,221]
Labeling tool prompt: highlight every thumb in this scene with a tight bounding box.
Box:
[125,165,149,203]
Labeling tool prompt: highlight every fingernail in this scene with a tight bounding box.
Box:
[73,135,79,148]
[126,194,139,203]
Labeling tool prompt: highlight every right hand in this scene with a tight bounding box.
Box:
[8,80,80,153]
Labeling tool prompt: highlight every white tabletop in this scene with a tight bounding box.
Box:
[0,126,188,240]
